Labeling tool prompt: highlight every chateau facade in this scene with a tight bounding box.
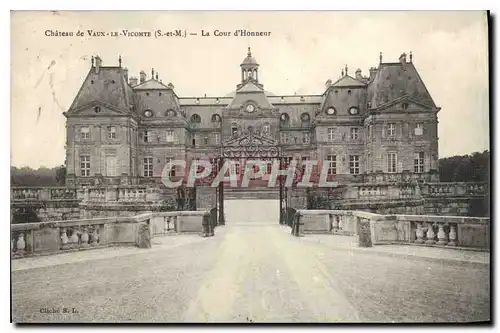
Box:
[64,48,440,187]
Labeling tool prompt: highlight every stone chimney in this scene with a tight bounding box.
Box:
[95,55,102,74]
[369,67,377,82]
[355,69,362,81]
[123,67,129,83]
[139,70,146,83]
[129,76,138,87]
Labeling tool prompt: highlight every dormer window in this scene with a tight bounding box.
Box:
[300,112,310,123]
[191,114,201,123]
[402,102,409,110]
[326,107,336,115]
[280,113,290,126]
[94,106,101,113]
[211,114,221,123]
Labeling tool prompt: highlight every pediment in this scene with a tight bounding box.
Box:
[375,95,434,112]
[68,101,130,116]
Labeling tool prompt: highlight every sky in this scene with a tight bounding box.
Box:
[10,11,489,168]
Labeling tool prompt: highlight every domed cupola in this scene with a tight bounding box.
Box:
[240,47,259,83]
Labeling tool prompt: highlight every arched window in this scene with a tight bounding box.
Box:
[211,114,221,122]
[166,109,176,117]
[231,122,238,135]
[280,113,290,126]
[300,112,310,123]
[191,114,201,123]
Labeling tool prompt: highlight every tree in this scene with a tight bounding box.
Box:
[439,150,489,182]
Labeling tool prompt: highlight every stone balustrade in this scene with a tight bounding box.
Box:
[11,187,78,201]
[423,182,488,197]
[294,210,490,250]
[149,211,212,236]
[80,186,150,203]
[10,214,152,258]
[11,210,213,258]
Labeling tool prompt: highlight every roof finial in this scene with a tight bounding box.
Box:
[379,52,383,64]
[118,55,122,67]
[341,68,344,77]
[345,64,348,75]
[247,47,252,57]
[155,72,159,80]
[151,68,154,79]
[409,50,413,63]
[91,55,94,67]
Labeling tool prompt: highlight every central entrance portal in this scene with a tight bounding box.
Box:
[224,199,280,225]
[214,126,287,225]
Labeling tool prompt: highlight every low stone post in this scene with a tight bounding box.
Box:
[202,214,210,237]
[137,221,151,248]
[356,217,372,247]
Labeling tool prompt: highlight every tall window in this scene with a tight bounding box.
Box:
[166,157,176,177]
[108,126,116,140]
[388,123,396,137]
[327,128,335,141]
[350,128,359,140]
[266,160,273,174]
[81,127,90,140]
[326,155,337,175]
[282,157,293,167]
[302,132,310,144]
[414,123,424,136]
[80,155,91,177]
[231,122,238,135]
[213,132,221,144]
[414,152,425,173]
[263,123,270,135]
[144,130,151,143]
[203,136,209,145]
[368,124,373,138]
[349,155,360,175]
[280,132,289,144]
[144,157,153,177]
[166,130,174,142]
[106,155,117,176]
[230,161,240,175]
[387,153,397,173]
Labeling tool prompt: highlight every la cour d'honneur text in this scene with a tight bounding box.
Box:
[44,29,271,38]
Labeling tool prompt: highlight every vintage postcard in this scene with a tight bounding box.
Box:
[10,11,490,323]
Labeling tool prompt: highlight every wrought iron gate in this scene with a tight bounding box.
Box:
[214,126,284,225]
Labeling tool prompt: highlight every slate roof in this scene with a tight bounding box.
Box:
[367,62,436,109]
[68,66,132,113]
